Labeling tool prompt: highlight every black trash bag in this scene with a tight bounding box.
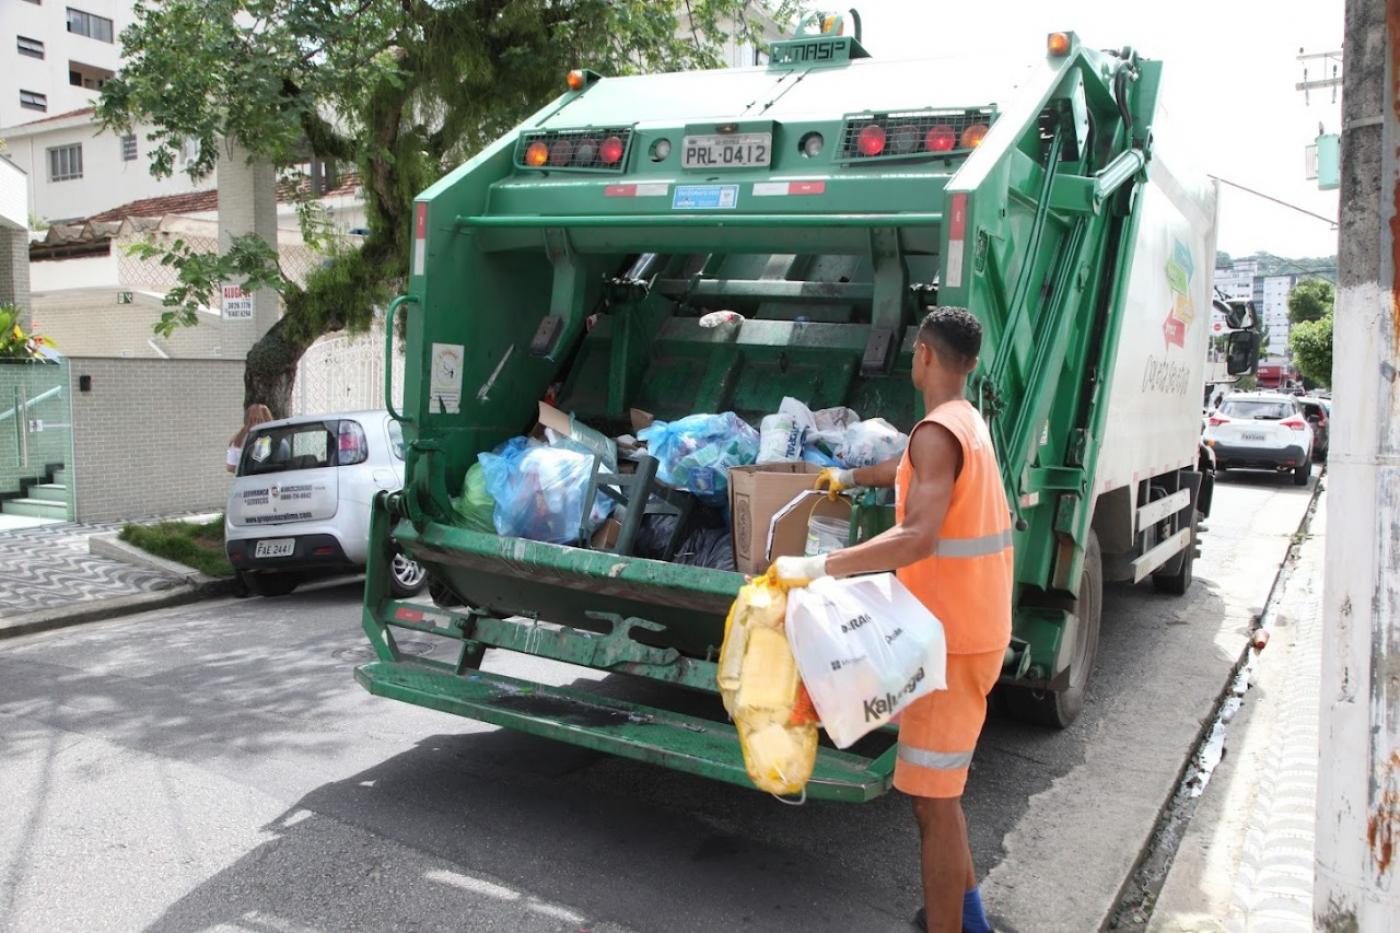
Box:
[673,525,736,572]
[634,504,736,571]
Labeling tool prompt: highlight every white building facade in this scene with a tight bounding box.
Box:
[0,108,208,224]
[2,0,137,129]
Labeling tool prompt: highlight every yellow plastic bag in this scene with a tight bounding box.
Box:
[717,572,819,796]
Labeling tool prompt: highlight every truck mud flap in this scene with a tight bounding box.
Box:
[354,659,893,803]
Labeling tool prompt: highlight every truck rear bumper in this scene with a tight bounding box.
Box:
[354,658,893,803]
[1209,442,1307,470]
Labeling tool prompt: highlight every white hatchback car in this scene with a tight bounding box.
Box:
[1203,393,1315,485]
[225,410,427,597]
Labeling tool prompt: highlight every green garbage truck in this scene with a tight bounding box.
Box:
[352,19,1254,802]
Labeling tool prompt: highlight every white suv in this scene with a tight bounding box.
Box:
[1203,393,1314,485]
[225,411,427,597]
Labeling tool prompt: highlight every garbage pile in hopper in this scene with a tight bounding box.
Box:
[448,396,909,569]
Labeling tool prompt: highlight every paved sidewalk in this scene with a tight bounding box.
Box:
[1149,491,1326,931]
[0,522,180,620]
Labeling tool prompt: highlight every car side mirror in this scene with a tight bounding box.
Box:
[1227,330,1260,376]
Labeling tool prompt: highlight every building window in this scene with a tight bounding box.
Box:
[121,134,137,161]
[17,36,45,59]
[48,143,83,182]
[66,7,114,43]
[67,60,115,90]
[69,70,105,89]
[19,90,47,112]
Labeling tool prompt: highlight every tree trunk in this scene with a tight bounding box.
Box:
[243,314,319,418]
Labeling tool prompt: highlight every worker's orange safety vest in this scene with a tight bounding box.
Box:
[894,399,1014,655]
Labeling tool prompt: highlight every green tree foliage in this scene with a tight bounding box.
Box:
[1287,278,1334,326]
[1289,311,1334,388]
[100,0,798,414]
[1214,250,1232,269]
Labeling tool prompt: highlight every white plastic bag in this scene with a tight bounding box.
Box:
[758,397,817,463]
[785,573,947,748]
[807,405,860,452]
[836,418,909,467]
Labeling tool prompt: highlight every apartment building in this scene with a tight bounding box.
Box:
[1,0,208,223]
[3,0,136,128]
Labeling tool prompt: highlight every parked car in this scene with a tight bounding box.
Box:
[225,411,427,597]
[1202,393,1314,485]
[1297,398,1330,460]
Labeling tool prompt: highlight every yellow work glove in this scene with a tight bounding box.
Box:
[771,554,829,587]
[814,467,856,501]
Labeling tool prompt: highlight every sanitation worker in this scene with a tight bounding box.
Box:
[772,306,1013,933]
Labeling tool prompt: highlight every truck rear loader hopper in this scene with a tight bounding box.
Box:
[356,22,1221,801]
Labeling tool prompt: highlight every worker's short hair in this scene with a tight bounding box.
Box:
[916,307,982,370]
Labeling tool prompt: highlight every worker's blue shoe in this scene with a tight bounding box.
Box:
[911,887,993,932]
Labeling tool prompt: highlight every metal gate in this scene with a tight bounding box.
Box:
[292,325,403,416]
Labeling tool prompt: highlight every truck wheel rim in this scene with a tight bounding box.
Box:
[391,554,425,588]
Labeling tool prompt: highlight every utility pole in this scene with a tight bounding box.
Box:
[1314,0,1400,927]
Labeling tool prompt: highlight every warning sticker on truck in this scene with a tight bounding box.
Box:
[672,184,739,210]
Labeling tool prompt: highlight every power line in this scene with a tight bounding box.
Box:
[1209,175,1339,228]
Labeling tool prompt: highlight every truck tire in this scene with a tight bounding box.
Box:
[1152,509,1198,596]
[1003,532,1102,729]
[1292,458,1311,486]
[245,572,302,597]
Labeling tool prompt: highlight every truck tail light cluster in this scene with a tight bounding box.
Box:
[839,110,995,162]
[517,128,632,172]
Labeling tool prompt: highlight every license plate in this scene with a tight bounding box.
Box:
[1241,432,1268,442]
[681,132,772,169]
[254,538,296,559]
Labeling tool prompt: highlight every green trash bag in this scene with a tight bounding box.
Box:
[452,462,496,533]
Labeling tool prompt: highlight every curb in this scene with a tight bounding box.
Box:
[1109,473,1327,929]
[0,537,238,641]
[0,584,209,640]
[88,532,231,591]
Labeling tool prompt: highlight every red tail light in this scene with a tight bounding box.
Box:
[857,123,886,156]
[1208,415,1231,426]
[1282,416,1307,431]
[599,135,625,164]
[924,125,956,152]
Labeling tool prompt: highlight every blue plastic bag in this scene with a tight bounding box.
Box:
[477,436,611,544]
[638,412,759,505]
[801,444,842,468]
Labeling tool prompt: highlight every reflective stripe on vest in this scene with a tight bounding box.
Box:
[933,528,1014,559]
[898,744,975,771]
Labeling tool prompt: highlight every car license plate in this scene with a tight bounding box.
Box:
[1242,432,1267,442]
[681,132,772,169]
[254,538,295,559]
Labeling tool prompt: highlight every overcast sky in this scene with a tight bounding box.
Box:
[852,0,1344,260]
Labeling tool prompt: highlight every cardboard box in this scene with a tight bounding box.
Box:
[590,517,622,551]
[728,463,825,573]
[538,401,616,467]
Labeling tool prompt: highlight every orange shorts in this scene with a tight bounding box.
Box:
[893,649,1004,798]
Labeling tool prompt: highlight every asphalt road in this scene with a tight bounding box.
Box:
[0,469,1318,933]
